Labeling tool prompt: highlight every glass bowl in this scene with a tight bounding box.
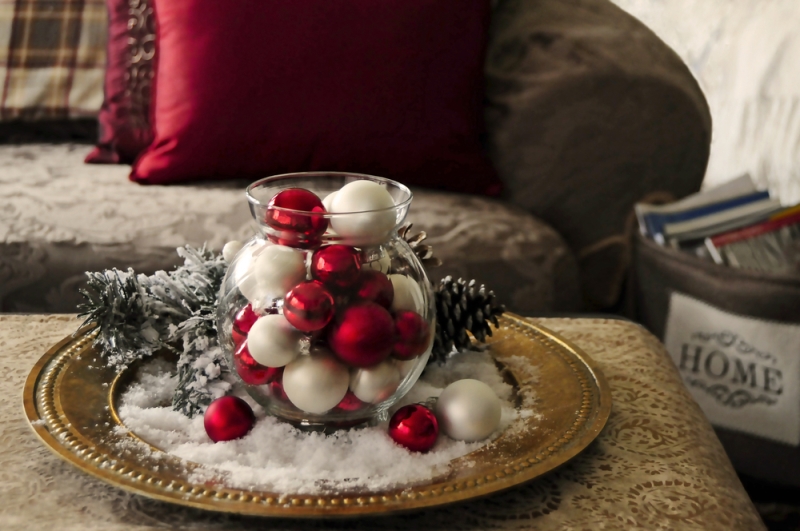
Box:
[216,172,435,429]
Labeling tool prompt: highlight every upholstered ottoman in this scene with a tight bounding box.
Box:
[1,315,764,529]
[0,144,581,314]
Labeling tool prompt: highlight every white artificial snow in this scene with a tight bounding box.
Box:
[117,350,538,495]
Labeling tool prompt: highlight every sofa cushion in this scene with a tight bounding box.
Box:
[130,0,500,196]
[0,0,106,121]
[85,0,154,164]
[0,144,580,314]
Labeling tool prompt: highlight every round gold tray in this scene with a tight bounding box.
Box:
[23,313,611,518]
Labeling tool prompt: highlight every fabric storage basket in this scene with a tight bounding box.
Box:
[633,233,800,486]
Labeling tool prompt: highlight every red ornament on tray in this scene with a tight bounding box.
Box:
[328,302,394,367]
[204,396,256,442]
[234,342,282,385]
[265,188,327,246]
[355,269,393,308]
[388,403,439,452]
[283,280,334,332]
[310,245,361,290]
[392,310,431,360]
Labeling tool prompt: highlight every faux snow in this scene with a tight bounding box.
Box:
[116,351,538,495]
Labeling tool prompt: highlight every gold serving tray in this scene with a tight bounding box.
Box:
[23,313,611,518]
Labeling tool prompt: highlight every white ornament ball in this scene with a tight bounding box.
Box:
[350,360,401,404]
[283,347,350,414]
[362,246,391,274]
[247,314,303,368]
[254,244,307,300]
[322,191,337,211]
[222,240,244,263]
[435,379,502,442]
[394,357,418,378]
[389,274,425,313]
[329,180,397,246]
[232,240,268,303]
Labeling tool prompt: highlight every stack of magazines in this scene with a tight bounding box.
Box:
[636,175,800,274]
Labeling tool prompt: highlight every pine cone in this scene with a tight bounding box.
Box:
[399,224,442,268]
[429,276,505,365]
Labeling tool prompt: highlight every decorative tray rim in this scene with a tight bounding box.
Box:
[23,313,612,518]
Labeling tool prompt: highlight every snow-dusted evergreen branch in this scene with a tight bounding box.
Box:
[78,245,230,417]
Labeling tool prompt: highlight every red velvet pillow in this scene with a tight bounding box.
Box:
[85,0,155,164]
[131,0,500,196]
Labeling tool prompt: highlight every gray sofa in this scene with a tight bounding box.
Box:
[0,0,710,315]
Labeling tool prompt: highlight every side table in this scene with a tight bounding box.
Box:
[0,314,765,530]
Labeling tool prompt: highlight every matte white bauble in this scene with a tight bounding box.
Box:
[389,274,424,313]
[283,347,350,414]
[394,357,418,378]
[222,240,244,263]
[233,241,268,303]
[329,180,397,246]
[246,314,303,368]
[322,191,337,211]
[435,379,502,442]
[350,361,401,404]
[362,246,391,274]
[254,244,307,300]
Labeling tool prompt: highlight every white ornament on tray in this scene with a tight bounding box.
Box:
[321,191,337,211]
[349,360,401,404]
[329,180,397,246]
[435,379,502,442]
[283,347,350,414]
[389,274,424,314]
[254,244,307,300]
[247,315,303,368]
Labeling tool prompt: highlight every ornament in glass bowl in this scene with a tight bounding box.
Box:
[217,172,435,429]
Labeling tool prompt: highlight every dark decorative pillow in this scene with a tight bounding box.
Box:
[129,0,500,196]
[85,0,155,164]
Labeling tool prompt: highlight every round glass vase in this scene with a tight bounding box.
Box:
[217,172,435,429]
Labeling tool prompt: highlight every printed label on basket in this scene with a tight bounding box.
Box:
[664,292,800,446]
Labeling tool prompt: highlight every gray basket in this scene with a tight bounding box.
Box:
[634,233,800,486]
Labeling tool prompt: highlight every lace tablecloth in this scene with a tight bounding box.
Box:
[0,315,764,530]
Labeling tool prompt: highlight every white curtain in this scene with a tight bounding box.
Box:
[611,0,800,205]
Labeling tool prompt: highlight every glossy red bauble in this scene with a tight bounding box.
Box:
[266,188,327,244]
[234,304,259,334]
[310,245,361,290]
[388,404,439,452]
[268,376,288,401]
[234,342,282,385]
[393,310,431,360]
[328,303,394,367]
[355,269,393,308]
[334,390,367,412]
[283,280,334,332]
[204,396,256,442]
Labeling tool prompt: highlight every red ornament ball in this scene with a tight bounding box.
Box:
[234,304,259,334]
[266,188,327,245]
[355,269,393,308]
[393,310,431,360]
[268,376,289,402]
[283,280,334,332]
[310,245,361,290]
[234,342,282,385]
[204,396,255,442]
[334,390,367,412]
[388,404,439,452]
[328,303,394,367]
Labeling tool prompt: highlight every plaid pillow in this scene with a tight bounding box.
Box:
[0,0,106,121]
